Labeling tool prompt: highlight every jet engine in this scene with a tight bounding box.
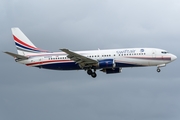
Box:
[101,68,122,74]
[98,59,116,68]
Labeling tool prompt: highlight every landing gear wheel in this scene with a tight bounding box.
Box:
[87,69,93,75]
[157,68,161,73]
[91,72,97,78]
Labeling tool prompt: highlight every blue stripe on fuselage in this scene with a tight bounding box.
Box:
[34,62,144,70]
[116,63,144,67]
[36,62,81,70]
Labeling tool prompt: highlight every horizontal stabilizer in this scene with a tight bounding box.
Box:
[4,51,28,60]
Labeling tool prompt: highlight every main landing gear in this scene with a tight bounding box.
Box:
[87,69,97,78]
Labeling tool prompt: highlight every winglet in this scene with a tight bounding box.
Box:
[60,48,70,53]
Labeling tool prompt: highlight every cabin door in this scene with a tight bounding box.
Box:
[152,50,156,58]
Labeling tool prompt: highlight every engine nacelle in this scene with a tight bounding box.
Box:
[98,59,116,68]
[101,68,122,74]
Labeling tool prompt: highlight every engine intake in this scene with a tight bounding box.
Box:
[98,59,116,68]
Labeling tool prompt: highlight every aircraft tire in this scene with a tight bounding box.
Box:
[87,69,93,75]
[91,72,97,78]
[157,69,161,73]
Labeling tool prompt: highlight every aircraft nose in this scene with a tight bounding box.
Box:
[171,54,177,61]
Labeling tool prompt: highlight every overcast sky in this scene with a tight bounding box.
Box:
[1,0,180,120]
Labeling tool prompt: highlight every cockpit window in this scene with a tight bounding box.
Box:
[161,51,169,54]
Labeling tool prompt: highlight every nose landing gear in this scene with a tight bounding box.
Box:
[157,68,161,73]
[156,64,166,73]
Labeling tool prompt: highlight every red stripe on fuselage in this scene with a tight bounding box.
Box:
[125,56,171,61]
[26,60,73,66]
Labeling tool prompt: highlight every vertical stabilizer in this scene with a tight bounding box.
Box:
[11,28,47,55]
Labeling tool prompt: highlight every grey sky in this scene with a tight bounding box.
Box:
[1,0,180,120]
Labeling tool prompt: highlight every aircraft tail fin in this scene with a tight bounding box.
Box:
[11,27,48,56]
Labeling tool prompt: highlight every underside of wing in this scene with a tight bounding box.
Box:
[60,49,98,68]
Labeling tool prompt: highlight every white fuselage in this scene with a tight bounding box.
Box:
[18,48,176,71]
[7,28,177,78]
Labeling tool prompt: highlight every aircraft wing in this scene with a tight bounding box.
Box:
[4,51,28,60]
[60,49,98,68]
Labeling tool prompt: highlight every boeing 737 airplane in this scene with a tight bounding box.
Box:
[4,28,177,78]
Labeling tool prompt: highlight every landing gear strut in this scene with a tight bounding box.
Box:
[156,64,166,73]
[87,69,97,78]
